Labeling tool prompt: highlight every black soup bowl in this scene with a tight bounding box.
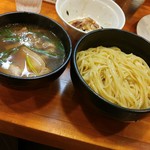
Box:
[71,29,150,121]
[0,12,72,89]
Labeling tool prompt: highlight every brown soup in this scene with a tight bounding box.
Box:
[0,24,65,77]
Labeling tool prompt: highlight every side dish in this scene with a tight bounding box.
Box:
[69,17,101,32]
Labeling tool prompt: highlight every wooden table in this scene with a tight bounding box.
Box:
[0,0,150,149]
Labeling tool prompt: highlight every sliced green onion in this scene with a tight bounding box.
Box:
[26,54,38,75]
[0,28,13,37]
[0,47,19,60]
[2,37,20,42]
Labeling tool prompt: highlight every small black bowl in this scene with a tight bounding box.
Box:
[0,12,72,89]
[71,29,150,121]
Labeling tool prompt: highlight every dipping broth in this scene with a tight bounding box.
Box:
[0,24,65,78]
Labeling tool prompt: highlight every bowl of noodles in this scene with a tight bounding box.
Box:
[0,12,72,89]
[71,29,150,121]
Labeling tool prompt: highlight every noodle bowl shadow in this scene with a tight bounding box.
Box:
[71,29,150,121]
[0,12,72,89]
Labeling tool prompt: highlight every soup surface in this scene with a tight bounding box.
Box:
[0,24,65,77]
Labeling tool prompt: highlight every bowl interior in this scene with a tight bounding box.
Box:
[74,29,150,65]
[0,12,72,79]
[56,0,125,30]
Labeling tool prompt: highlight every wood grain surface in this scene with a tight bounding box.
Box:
[0,0,150,150]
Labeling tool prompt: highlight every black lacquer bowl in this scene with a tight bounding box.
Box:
[0,12,72,89]
[71,29,150,121]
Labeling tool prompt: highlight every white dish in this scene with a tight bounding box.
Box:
[137,14,150,41]
[56,0,125,40]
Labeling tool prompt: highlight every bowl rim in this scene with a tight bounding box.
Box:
[72,28,150,113]
[56,0,126,34]
[0,11,72,80]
